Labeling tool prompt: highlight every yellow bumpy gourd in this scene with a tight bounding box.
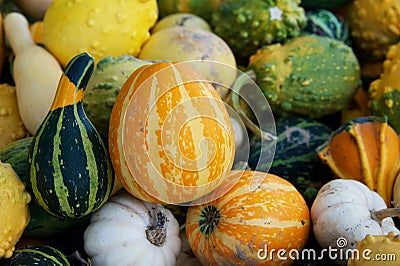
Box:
[43,0,158,67]
[348,232,400,265]
[344,0,400,62]
[0,161,30,259]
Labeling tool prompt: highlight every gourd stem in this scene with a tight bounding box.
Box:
[145,205,167,247]
[230,69,277,141]
[372,207,400,222]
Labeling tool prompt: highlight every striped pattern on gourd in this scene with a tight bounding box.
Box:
[27,53,113,218]
[249,115,332,191]
[185,170,311,265]
[108,61,235,204]
[10,245,70,265]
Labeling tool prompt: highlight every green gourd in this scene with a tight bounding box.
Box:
[10,245,70,266]
[0,137,87,237]
[248,115,333,205]
[27,53,113,219]
[246,35,361,118]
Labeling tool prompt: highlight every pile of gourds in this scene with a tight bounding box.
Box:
[0,0,400,265]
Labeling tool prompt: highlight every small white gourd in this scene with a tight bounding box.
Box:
[84,191,181,266]
[3,12,62,135]
[311,179,400,263]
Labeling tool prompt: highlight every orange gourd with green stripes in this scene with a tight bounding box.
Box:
[27,53,113,218]
[108,61,235,204]
[185,170,310,265]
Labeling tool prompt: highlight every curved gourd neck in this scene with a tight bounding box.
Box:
[4,12,36,55]
[51,53,94,110]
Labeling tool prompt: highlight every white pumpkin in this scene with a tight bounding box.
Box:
[311,179,399,256]
[83,191,181,266]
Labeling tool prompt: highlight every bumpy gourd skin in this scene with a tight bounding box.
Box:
[0,161,30,259]
[248,35,361,118]
[344,0,400,62]
[348,232,400,265]
[369,43,400,134]
[211,0,307,59]
[43,0,158,67]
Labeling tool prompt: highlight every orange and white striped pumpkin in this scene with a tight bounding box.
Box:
[108,61,235,204]
[186,170,310,265]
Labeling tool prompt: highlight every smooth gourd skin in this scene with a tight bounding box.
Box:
[151,12,212,33]
[303,9,351,45]
[4,12,62,135]
[249,115,332,205]
[109,61,235,204]
[9,245,70,266]
[83,55,155,142]
[0,137,87,237]
[27,53,113,219]
[186,170,310,266]
[138,27,237,99]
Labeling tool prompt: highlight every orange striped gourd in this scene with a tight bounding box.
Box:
[108,61,235,204]
[185,170,310,266]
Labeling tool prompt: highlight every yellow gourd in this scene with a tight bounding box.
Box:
[3,12,63,135]
[347,232,400,265]
[42,0,158,67]
[0,161,31,259]
[0,84,30,148]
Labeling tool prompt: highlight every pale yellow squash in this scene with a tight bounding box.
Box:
[3,12,62,135]
[139,27,237,99]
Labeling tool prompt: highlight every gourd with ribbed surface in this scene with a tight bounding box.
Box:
[317,116,400,206]
[186,170,310,265]
[27,53,113,218]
